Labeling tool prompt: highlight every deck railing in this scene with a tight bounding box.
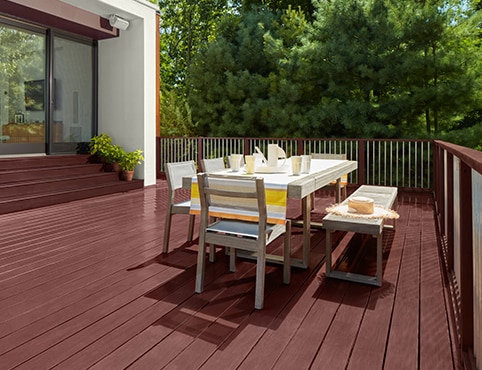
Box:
[433,141,482,370]
[157,136,481,368]
[158,137,432,190]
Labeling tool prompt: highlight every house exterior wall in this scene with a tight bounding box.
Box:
[61,0,158,186]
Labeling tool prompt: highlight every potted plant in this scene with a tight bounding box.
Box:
[106,144,124,172]
[89,133,112,162]
[118,149,144,181]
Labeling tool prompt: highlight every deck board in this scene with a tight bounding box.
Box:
[384,199,422,370]
[0,183,459,369]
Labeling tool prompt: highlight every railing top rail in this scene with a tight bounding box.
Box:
[435,140,482,176]
[159,136,432,143]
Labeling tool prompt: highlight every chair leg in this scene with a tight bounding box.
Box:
[195,234,207,293]
[209,244,216,262]
[208,216,216,262]
[229,247,236,272]
[162,211,172,254]
[187,214,195,241]
[254,250,266,310]
[283,220,291,285]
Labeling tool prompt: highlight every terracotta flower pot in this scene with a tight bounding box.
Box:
[112,162,121,172]
[122,170,134,181]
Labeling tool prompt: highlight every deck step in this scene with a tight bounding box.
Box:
[0,154,92,169]
[0,154,143,214]
[0,163,104,184]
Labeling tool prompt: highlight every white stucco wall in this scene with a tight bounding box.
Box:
[61,0,158,186]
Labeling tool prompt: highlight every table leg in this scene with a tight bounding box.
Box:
[335,178,341,203]
[302,194,311,268]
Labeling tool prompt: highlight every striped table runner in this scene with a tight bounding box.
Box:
[189,175,288,225]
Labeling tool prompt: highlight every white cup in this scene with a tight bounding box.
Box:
[230,154,242,172]
[301,155,311,174]
[291,156,301,175]
[245,155,255,174]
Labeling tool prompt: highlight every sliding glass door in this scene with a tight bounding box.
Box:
[0,16,95,156]
[0,20,46,155]
[50,34,94,154]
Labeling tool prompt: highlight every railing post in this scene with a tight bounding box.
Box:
[459,160,474,357]
[244,138,250,156]
[446,152,454,271]
[156,136,161,178]
[297,138,304,156]
[433,143,444,234]
[197,137,203,170]
[358,139,365,185]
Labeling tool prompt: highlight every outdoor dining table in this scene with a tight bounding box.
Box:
[184,158,358,269]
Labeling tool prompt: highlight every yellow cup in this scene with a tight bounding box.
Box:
[245,155,255,174]
[291,156,301,175]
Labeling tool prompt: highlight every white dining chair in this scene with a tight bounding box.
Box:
[195,173,291,310]
[311,153,348,203]
[201,157,226,172]
[162,160,197,253]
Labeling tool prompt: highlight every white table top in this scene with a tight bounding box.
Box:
[201,159,358,199]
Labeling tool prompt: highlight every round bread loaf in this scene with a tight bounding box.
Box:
[348,196,374,214]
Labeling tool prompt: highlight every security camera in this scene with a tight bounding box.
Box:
[109,14,130,31]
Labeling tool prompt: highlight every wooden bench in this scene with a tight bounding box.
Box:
[323,185,398,286]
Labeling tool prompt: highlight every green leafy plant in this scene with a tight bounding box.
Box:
[106,144,124,164]
[119,149,144,171]
[89,133,113,159]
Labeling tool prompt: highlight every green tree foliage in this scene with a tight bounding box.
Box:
[188,7,310,137]
[158,0,236,136]
[301,0,481,137]
[388,0,482,135]
[158,0,234,94]
[159,86,196,136]
[187,0,482,140]
[242,0,314,16]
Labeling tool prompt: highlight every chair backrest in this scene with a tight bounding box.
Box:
[196,173,267,232]
[165,160,196,193]
[311,153,348,182]
[201,157,226,173]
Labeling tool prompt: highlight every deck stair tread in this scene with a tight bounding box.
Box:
[0,163,104,184]
[0,172,123,198]
[0,154,92,169]
[0,155,142,214]
[0,180,143,203]
[0,169,112,189]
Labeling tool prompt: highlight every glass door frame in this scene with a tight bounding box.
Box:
[0,15,98,156]
[0,16,47,156]
[47,30,98,155]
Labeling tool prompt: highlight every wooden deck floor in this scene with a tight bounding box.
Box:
[0,181,460,369]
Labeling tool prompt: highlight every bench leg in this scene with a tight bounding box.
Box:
[376,234,382,286]
[325,229,332,276]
